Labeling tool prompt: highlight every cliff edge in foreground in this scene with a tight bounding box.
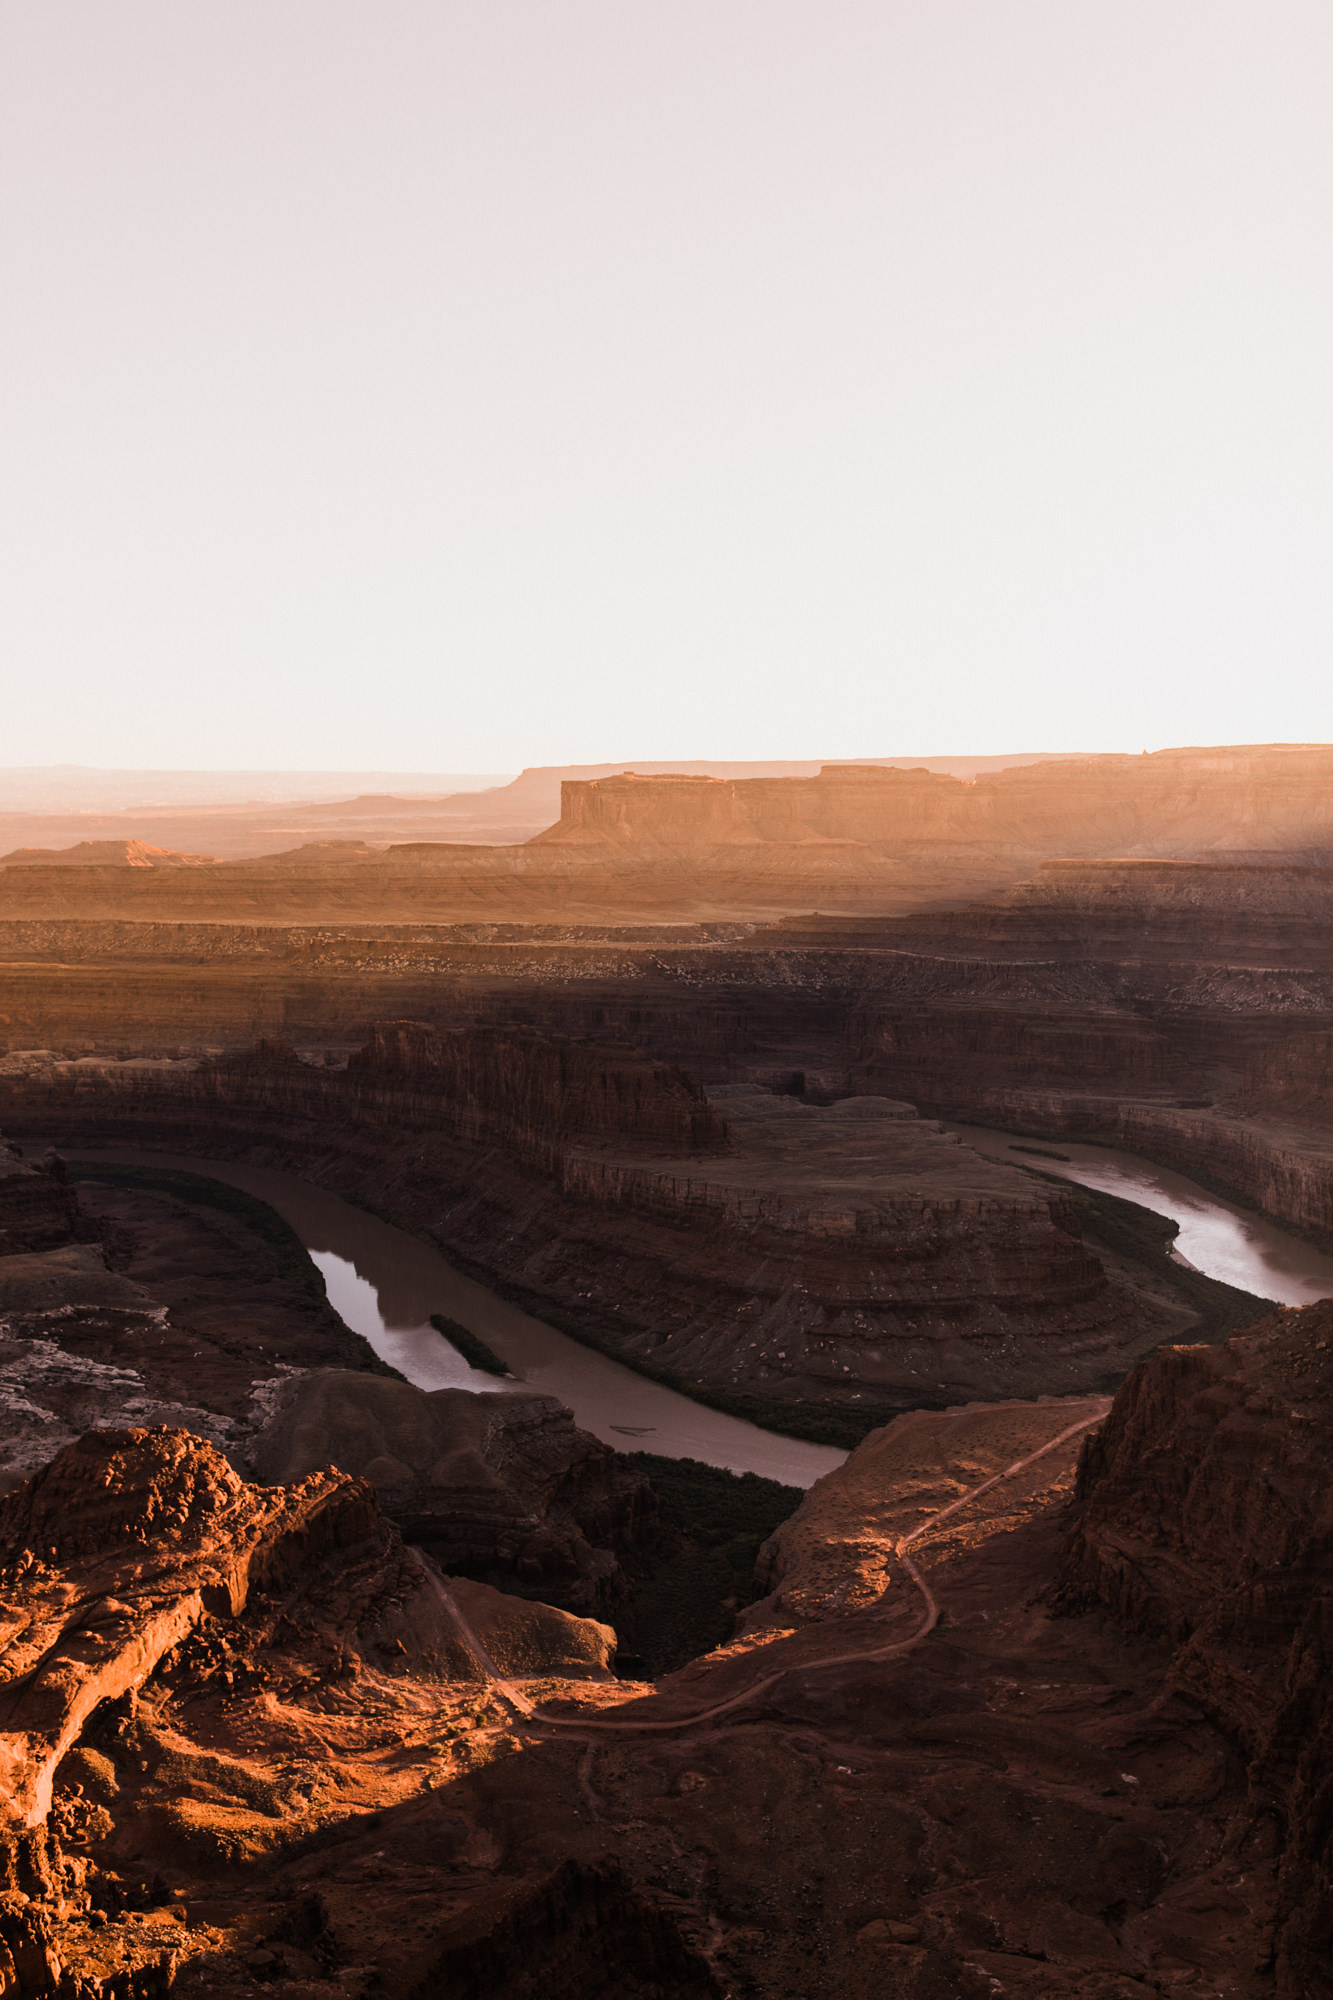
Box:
[1064,1302,1333,1993]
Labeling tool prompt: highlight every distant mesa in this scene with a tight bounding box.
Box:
[4,744,1333,924]
[0,838,220,868]
[253,839,384,864]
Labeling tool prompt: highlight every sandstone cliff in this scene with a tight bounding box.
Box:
[1237,1027,1333,1125]
[1064,1303,1333,1997]
[0,840,220,868]
[0,1428,628,1996]
[0,1428,394,1832]
[347,1018,728,1156]
[6,1360,1331,1994]
[542,743,1333,859]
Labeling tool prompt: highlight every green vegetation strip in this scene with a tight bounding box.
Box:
[68,1160,329,1303]
[620,1452,803,1677]
[428,1313,511,1377]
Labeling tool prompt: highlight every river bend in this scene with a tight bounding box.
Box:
[76,1129,1333,1487]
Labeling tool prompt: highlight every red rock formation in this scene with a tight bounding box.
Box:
[0,1428,389,1832]
[347,1019,728,1155]
[535,763,978,847]
[1238,1027,1333,1124]
[0,1138,85,1255]
[5,744,1333,925]
[246,1373,655,1615]
[1064,1305,1333,1997]
[0,840,219,867]
[1002,855,1333,917]
[543,744,1333,858]
[5,1378,1326,1994]
[0,1426,635,1995]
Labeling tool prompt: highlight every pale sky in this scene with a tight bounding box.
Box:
[3,2,1332,771]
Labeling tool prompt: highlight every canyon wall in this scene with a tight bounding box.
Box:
[1238,1028,1333,1125]
[346,1019,728,1156]
[0,1033,1165,1425]
[0,1141,85,1255]
[1065,1305,1333,1996]
[544,743,1333,856]
[8,854,1333,1256]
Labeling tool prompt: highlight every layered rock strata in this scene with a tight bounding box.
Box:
[0,1429,395,1831]
[542,745,1333,859]
[0,1036,1171,1413]
[0,1139,84,1255]
[345,1017,728,1157]
[6,743,1333,925]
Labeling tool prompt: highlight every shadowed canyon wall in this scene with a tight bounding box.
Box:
[5,858,1333,1248]
[1065,1304,1333,1995]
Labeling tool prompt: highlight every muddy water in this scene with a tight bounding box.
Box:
[76,1149,845,1488]
[947,1123,1333,1307]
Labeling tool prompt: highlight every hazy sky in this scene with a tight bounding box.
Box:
[3,2,1332,771]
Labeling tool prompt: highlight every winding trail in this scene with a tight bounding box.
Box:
[417,1403,1109,1741]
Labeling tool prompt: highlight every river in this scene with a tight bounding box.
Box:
[946,1123,1333,1306]
[74,1149,846,1488]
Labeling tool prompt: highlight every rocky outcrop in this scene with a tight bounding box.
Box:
[748,1393,1108,1626]
[1238,1027,1333,1124]
[1064,1305,1333,1997]
[0,1139,84,1255]
[246,1373,655,1615]
[0,1426,624,1996]
[0,841,219,868]
[348,1019,728,1155]
[0,1428,391,1830]
[4,1377,1324,1996]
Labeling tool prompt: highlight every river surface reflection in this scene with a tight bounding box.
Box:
[946,1123,1333,1307]
[74,1149,846,1488]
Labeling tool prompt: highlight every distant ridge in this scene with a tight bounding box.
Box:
[0,753,1079,860]
[0,839,219,868]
